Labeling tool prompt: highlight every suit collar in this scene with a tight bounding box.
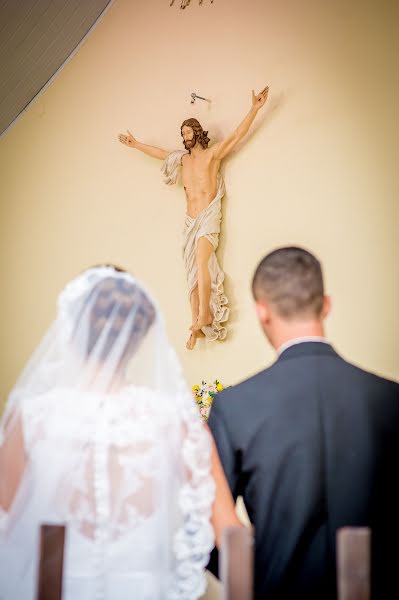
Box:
[277,340,339,361]
[277,336,328,356]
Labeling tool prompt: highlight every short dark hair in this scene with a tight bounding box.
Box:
[252,247,324,319]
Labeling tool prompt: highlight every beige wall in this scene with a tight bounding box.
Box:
[1,0,398,410]
[0,1,398,597]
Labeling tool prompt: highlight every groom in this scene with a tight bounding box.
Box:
[118,87,268,349]
[208,246,399,599]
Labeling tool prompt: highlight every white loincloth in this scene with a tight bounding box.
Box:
[161,150,229,341]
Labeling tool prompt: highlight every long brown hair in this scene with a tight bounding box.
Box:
[181,118,210,149]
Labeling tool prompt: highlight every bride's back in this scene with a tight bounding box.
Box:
[15,385,182,599]
[0,267,214,600]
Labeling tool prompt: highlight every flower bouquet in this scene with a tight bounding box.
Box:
[192,380,224,421]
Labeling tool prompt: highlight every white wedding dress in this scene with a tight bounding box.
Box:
[0,267,215,600]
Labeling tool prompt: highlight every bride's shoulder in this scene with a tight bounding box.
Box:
[21,388,70,411]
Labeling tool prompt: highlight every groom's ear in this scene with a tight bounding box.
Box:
[255,300,271,326]
[321,295,332,319]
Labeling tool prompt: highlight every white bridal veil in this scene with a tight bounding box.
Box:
[0,266,215,599]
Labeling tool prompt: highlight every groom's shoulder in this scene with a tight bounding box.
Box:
[340,359,399,393]
[218,361,280,405]
[210,364,283,426]
[215,351,398,417]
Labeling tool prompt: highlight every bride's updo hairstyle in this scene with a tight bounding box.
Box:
[76,265,156,363]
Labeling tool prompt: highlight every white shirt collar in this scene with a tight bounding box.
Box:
[277,336,329,357]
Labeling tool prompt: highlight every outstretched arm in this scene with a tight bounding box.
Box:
[118,130,169,161]
[212,86,269,160]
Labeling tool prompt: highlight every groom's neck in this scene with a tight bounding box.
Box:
[269,319,326,351]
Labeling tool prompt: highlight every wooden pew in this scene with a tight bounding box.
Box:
[220,526,254,600]
[336,527,371,600]
[36,524,66,600]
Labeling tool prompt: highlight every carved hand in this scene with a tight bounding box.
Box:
[252,86,269,111]
[118,130,136,148]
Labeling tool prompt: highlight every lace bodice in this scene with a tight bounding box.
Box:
[0,385,214,600]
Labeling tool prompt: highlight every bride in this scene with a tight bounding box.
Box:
[0,265,240,599]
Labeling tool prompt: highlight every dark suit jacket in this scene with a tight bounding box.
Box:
[207,342,399,599]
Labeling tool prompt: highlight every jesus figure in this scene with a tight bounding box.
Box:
[118,86,268,349]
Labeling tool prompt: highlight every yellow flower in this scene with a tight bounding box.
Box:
[192,384,200,393]
[204,397,212,408]
[216,383,224,392]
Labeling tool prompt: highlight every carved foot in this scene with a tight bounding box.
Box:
[192,311,213,332]
[186,332,197,350]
